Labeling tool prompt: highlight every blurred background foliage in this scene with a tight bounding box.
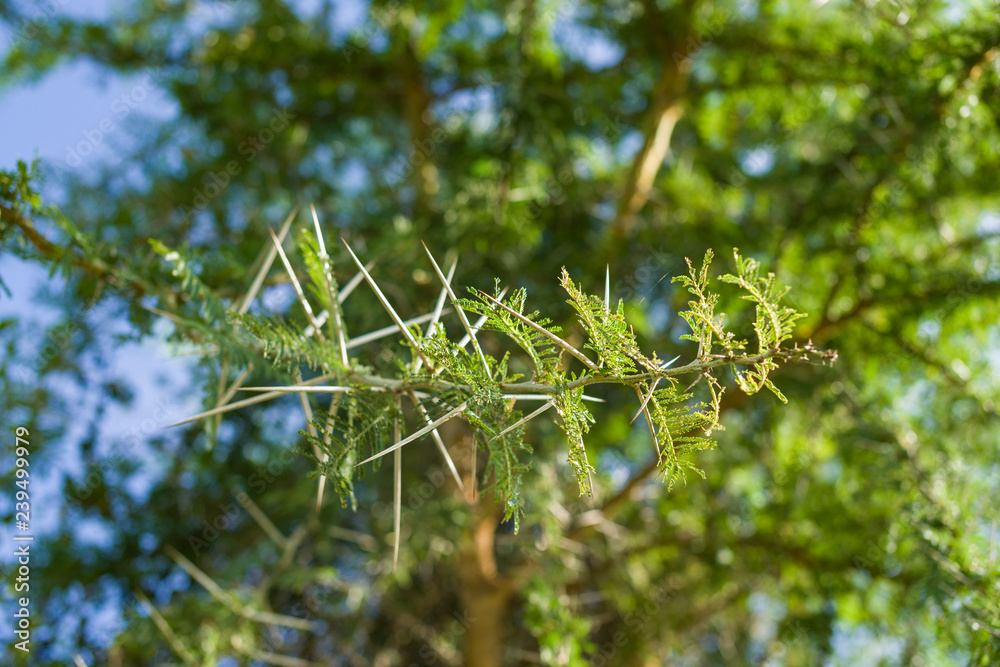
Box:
[1,0,999,665]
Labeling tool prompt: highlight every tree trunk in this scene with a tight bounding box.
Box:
[457,497,513,667]
[439,419,515,667]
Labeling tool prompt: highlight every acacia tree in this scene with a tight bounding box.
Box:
[2,0,999,665]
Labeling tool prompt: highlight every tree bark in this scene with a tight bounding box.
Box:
[609,0,697,240]
[439,420,515,667]
[457,496,514,667]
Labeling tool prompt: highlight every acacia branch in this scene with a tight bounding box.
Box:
[340,342,834,397]
[1,204,159,296]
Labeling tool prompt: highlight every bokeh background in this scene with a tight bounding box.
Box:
[1,0,999,665]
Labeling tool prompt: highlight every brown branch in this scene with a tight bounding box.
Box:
[609,0,697,239]
[594,457,659,522]
[892,334,992,413]
[612,99,684,236]
[1,204,159,297]
[810,277,1000,343]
